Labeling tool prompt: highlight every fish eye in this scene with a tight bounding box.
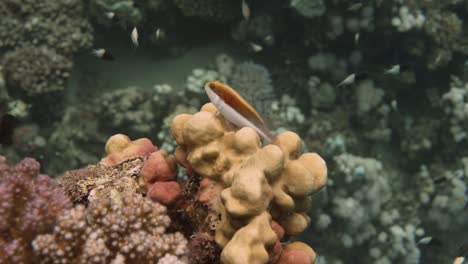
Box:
[209,82,216,90]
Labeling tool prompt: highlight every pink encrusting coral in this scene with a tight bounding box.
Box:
[141,150,182,205]
[100,134,158,166]
[99,134,182,206]
[0,156,72,263]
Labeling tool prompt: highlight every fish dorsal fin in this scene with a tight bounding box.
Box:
[205,81,275,142]
[208,81,266,124]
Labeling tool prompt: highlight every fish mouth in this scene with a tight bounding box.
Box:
[204,82,210,96]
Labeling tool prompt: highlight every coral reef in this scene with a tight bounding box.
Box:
[312,153,423,263]
[416,160,468,230]
[96,86,157,135]
[2,46,72,97]
[442,76,468,142]
[142,149,181,205]
[2,0,468,262]
[186,69,219,94]
[173,0,238,22]
[171,103,327,263]
[232,15,278,47]
[290,0,326,19]
[228,61,275,116]
[0,0,93,54]
[0,156,71,263]
[89,0,144,28]
[33,193,188,263]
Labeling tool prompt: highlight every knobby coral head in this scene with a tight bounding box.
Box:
[171,102,327,264]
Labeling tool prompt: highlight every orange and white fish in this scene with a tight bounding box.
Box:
[204,81,275,142]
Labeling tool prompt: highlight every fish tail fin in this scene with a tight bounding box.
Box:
[259,124,276,143]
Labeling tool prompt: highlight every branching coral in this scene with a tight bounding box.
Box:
[290,0,326,19]
[232,14,277,47]
[32,193,188,263]
[424,11,462,49]
[416,160,468,230]
[228,61,275,116]
[0,0,93,55]
[442,76,468,142]
[0,156,71,263]
[96,86,157,136]
[313,153,423,263]
[173,0,238,22]
[2,46,72,97]
[37,134,188,262]
[89,0,143,28]
[330,154,391,246]
[44,84,186,174]
[171,103,327,264]
[45,106,107,174]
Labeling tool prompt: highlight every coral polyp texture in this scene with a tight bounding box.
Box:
[0,156,71,263]
[32,193,188,263]
[3,46,72,96]
[171,103,327,264]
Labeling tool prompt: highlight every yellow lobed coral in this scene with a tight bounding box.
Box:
[171,103,327,264]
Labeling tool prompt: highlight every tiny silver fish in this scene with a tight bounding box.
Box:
[105,12,115,19]
[337,73,356,87]
[418,236,433,245]
[249,42,263,52]
[354,32,360,45]
[242,0,250,20]
[391,100,397,110]
[453,256,465,264]
[348,3,363,11]
[91,49,115,61]
[155,28,163,40]
[385,64,401,75]
[131,27,139,47]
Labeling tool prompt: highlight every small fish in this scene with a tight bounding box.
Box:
[249,42,263,52]
[354,32,360,45]
[155,28,164,40]
[385,64,401,75]
[242,0,250,20]
[91,49,115,61]
[105,12,115,20]
[264,35,273,42]
[453,257,465,264]
[337,72,368,87]
[204,81,275,142]
[131,27,139,47]
[418,236,433,245]
[337,73,355,87]
[348,3,363,11]
[417,236,442,247]
[391,100,397,110]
